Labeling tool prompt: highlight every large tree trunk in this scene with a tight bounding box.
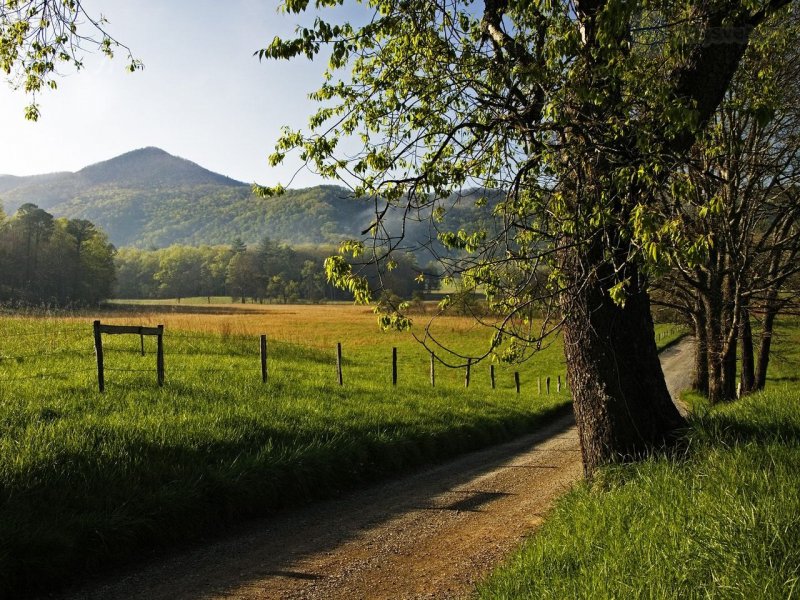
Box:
[740,306,755,394]
[562,261,686,476]
[721,333,738,400]
[703,251,740,403]
[720,265,740,401]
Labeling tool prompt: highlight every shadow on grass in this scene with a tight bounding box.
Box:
[694,413,800,446]
[104,303,270,316]
[12,405,574,599]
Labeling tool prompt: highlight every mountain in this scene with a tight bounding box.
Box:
[0,148,370,247]
[0,147,494,251]
[76,147,243,188]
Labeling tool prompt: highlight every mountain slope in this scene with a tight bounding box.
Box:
[0,147,492,249]
[0,148,371,247]
[76,147,244,188]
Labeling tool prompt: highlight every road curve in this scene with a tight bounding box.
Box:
[58,337,695,600]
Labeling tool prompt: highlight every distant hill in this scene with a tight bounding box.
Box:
[0,147,495,250]
[0,147,372,247]
[76,147,243,188]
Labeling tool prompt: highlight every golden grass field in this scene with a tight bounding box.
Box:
[93,301,511,354]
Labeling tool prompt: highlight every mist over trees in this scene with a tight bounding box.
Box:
[0,204,115,305]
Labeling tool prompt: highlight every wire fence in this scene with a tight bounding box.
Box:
[0,321,690,392]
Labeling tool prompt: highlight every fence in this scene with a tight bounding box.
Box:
[0,321,688,393]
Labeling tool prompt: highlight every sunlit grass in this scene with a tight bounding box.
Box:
[0,306,683,595]
[478,322,800,600]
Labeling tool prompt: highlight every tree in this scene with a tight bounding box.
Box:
[13,202,54,287]
[1,1,140,120]
[154,246,205,300]
[651,16,800,402]
[264,0,793,474]
[225,249,263,303]
[0,208,114,305]
[300,259,326,301]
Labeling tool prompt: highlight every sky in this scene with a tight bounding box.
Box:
[0,0,362,188]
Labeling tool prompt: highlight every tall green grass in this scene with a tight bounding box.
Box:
[0,314,682,596]
[478,325,800,600]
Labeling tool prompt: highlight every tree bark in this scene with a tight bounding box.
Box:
[721,332,738,400]
[740,306,755,394]
[720,263,740,401]
[704,267,725,404]
[692,307,709,394]
[562,259,686,476]
[754,302,778,390]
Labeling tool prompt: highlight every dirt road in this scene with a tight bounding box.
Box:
[60,337,694,600]
[660,337,695,417]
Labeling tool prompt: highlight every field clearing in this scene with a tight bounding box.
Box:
[0,304,684,596]
[102,300,512,351]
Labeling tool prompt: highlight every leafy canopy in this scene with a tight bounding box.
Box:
[0,0,141,120]
[260,0,793,351]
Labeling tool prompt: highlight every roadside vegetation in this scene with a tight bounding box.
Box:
[0,308,690,596]
[478,322,800,600]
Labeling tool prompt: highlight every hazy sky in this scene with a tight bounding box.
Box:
[0,1,362,188]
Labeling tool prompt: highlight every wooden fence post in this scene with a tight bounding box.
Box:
[490,365,495,389]
[538,377,541,395]
[514,371,520,394]
[430,352,435,387]
[546,376,551,395]
[156,324,165,387]
[260,334,268,383]
[557,375,562,393]
[93,320,104,393]
[336,342,343,386]
[465,358,471,388]
[392,347,398,386]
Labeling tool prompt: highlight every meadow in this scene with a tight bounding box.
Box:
[0,302,683,596]
[479,320,800,599]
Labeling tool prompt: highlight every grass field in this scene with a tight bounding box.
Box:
[0,303,684,596]
[478,321,800,599]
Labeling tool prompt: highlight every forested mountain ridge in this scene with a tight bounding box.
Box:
[0,148,370,247]
[0,147,495,250]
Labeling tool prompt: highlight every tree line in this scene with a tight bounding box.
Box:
[115,237,433,303]
[0,204,436,307]
[652,15,800,404]
[0,203,115,306]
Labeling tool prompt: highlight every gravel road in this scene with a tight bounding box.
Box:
[57,337,694,600]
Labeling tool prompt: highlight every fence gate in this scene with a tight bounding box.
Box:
[93,320,164,392]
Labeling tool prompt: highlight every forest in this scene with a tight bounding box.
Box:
[0,202,435,306]
[0,203,115,306]
[116,237,433,303]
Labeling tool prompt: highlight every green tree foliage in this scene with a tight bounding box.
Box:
[114,239,428,303]
[652,14,800,403]
[263,0,793,472]
[113,239,428,303]
[0,204,115,305]
[0,0,141,120]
